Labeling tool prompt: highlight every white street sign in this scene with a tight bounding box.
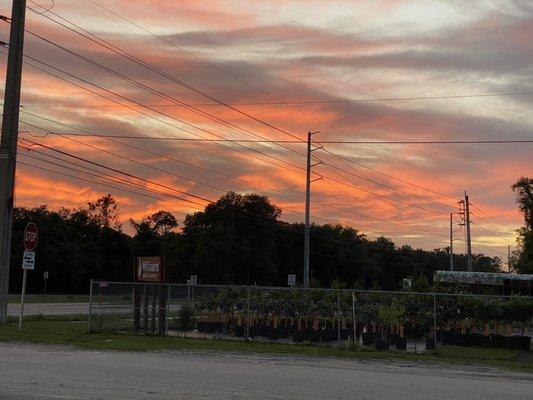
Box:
[43,271,49,279]
[22,251,35,270]
[190,275,198,286]
[288,274,296,286]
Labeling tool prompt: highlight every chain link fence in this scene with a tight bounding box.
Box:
[88,280,532,352]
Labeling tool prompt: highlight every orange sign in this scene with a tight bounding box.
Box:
[135,257,164,283]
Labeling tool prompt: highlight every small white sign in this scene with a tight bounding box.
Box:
[287,274,296,286]
[22,251,35,270]
[403,278,412,289]
[99,282,108,288]
[190,275,198,286]
[43,271,49,279]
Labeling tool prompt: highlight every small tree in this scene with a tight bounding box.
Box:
[377,298,405,338]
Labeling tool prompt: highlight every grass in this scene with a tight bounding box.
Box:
[0,317,531,372]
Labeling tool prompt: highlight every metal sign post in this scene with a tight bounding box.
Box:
[19,223,37,331]
[43,271,49,295]
[190,275,197,301]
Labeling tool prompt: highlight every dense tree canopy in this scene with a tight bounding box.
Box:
[512,177,533,273]
[10,192,503,293]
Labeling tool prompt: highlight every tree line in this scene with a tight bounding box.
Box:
[9,186,518,294]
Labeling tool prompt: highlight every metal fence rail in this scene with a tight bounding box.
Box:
[88,280,533,353]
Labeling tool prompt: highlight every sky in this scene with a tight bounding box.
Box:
[1,0,532,261]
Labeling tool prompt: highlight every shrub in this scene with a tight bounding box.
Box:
[177,305,196,331]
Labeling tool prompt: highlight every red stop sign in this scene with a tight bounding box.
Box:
[23,222,38,251]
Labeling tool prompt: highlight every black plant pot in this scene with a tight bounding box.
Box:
[388,333,400,344]
[362,332,377,346]
[425,337,435,350]
[292,331,304,343]
[196,321,206,332]
[406,327,424,339]
[440,331,453,345]
[489,334,504,348]
[502,336,514,349]
[464,333,480,347]
[375,339,391,351]
[512,335,531,351]
[395,337,407,350]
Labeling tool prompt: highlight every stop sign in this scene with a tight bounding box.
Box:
[23,222,38,251]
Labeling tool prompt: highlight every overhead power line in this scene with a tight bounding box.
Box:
[3,11,508,244]
[19,126,453,242]
[80,0,528,196]
[17,131,533,145]
[18,6,463,205]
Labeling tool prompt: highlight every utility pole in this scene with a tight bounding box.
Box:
[464,191,473,272]
[507,245,511,272]
[0,0,27,324]
[449,213,454,271]
[303,131,321,288]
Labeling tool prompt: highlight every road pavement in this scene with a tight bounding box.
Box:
[7,302,89,316]
[0,343,531,399]
[7,303,181,316]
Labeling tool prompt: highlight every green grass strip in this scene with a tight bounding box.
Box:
[0,319,531,372]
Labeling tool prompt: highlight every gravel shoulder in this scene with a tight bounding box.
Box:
[0,343,531,399]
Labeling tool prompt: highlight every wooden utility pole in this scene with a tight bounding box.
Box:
[0,0,27,324]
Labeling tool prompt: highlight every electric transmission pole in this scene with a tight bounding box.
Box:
[449,213,454,271]
[303,131,322,288]
[0,0,27,324]
[464,191,473,272]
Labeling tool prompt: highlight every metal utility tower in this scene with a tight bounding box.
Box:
[0,0,27,324]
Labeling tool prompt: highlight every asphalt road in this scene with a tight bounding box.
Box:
[7,303,89,316]
[0,343,531,399]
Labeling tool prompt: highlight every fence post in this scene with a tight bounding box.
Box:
[166,284,172,335]
[87,279,93,333]
[143,284,148,333]
[246,287,251,339]
[352,292,356,343]
[337,290,341,346]
[433,293,438,355]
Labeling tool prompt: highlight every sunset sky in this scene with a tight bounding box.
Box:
[1,0,532,261]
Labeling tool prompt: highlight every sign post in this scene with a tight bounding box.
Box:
[43,271,49,295]
[190,275,197,300]
[133,257,165,334]
[19,222,38,331]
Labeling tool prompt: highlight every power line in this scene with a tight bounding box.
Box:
[0,20,489,220]
[23,6,307,145]
[4,21,465,212]
[18,127,452,244]
[16,102,456,220]
[16,144,391,248]
[471,204,516,232]
[17,157,369,261]
[20,6,464,204]
[0,48,309,175]
[20,112,453,222]
[16,131,533,144]
[80,0,526,196]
